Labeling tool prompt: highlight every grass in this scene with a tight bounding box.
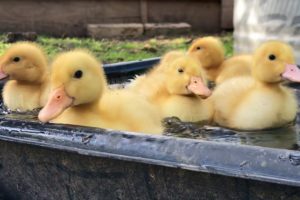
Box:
[0,33,233,64]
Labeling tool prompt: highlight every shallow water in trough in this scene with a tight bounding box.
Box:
[0,85,299,151]
[163,116,300,150]
[163,86,300,150]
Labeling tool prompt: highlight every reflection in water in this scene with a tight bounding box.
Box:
[235,126,299,150]
[163,117,300,150]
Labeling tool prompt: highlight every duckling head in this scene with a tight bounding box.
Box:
[164,55,211,98]
[38,50,107,122]
[0,42,48,83]
[188,37,225,69]
[252,41,300,83]
[160,50,185,65]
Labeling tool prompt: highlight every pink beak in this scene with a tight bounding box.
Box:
[38,86,73,123]
[187,76,212,98]
[281,64,300,82]
[0,67,8,80]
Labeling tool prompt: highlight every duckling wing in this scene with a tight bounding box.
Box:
[212,76,254,127]
[216,55,252,85]
[100,90,163,134]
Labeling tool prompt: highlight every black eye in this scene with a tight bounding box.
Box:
[196,46,201,50]
[268,54,276,61]
[73,70,83,79]
[13,57,20,62]
[178,68,184,73]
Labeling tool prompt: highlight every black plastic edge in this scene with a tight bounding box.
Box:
[103,57,160,74]
[0,118,299,187]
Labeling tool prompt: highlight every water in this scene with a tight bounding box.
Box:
[163,84,300,151]
[4,110,298,151]
[0,85,300,151]
[163,117,300,150]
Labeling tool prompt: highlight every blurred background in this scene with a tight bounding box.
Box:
[0,0,234,63]
[0,0,300,63]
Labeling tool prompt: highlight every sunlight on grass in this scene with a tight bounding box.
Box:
[0,33,233,63]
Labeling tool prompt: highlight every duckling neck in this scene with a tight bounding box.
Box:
[16,80,43,86]
[16,73,48,85]
[71,101,99,113]
[254,80,282,90]
[205,63,221,69]
[204,65,222,81]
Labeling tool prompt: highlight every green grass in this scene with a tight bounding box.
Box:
[0,33,233,64]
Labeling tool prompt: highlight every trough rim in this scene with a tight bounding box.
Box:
[0,117,299,187]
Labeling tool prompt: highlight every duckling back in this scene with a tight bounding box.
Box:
[99,90,163,134]
[215,54,253,85]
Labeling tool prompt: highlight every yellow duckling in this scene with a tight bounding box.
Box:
[215,54,253,84]
[132,54,213,122]
[157,50,186,69]
[128,50,185,95]
[38,50,163,134]
[0,42,49,111]
[188,37,252,85]
[213,41,300,130]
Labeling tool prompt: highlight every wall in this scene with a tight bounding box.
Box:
[0,0,233,37]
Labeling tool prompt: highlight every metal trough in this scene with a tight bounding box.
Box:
[0,58,299,200]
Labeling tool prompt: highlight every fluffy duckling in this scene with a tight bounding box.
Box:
[0,42,49,111]
[213,41,300,130]
[38,50,163,134]
[215,54,253,84]
[159,50,186,67]
[188,37,252,85]
[132,54,213,122]
[128,50,185,94]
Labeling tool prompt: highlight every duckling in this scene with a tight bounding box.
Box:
[131,54,213,122]
[38,50,163,134]
[128,50,185,94]
[215,54,253,84]
[158,50,186,67]
[0,42,50,111]
[213,41,300,130]
[188,37,252,85]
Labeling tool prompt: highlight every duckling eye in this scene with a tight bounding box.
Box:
[13,57,20,62]
[196,46,201,50]
[178,68,184,73]
[73,70,83,79]
[268,54,276,61]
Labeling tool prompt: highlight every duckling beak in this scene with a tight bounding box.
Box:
[281,64,300,82]
[187,76,212,98]
[0,66,8,80]
[38,86,74,123]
